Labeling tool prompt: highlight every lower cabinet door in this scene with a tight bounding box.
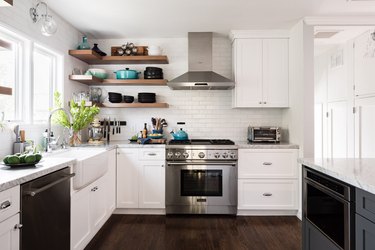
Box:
[139,161,165,209]
[71,186,91,250]
[304,220,340,250]
[0,213,20,250]
[356,214,375,250]
[90,178,108,233]
[238,179,298,210]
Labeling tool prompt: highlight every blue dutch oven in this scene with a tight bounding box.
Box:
[114,68,140,79]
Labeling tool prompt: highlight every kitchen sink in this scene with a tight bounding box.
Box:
[47,148,109,190]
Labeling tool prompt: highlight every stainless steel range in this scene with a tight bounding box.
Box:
[166,139,238,215]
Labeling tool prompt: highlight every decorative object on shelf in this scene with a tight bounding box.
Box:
[123,95,134,103]
[73,91,90,104]
[92,43,107,56]
[30,1,57,36]
[138,92,156,103]
[77,36,91,50]
[114,68,140,79]
[108,92,123,103]
[52,92,100,146]
[85,68,108,79]
[144,67,163,79]
[90,87,102,104]
[113,43,142,56]
[147,45,163,56]
[72,68,83,75]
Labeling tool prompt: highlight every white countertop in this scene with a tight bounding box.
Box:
[0,157,76,192]
[236,141,299,149]
[299,158,375,195]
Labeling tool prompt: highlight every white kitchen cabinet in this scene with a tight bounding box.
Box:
[355,97,375,158]
[117,148,139,208]
[232,38,289,108]
[71,149,115,250]
[0,214,20,250]
[354,31,375,98]
[327,101,348,158]
[139,161,165,208]
[117,147,166,210]
[237,149,298,214]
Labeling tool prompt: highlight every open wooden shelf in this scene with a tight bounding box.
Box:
[0,86,12,95]
[69,75,168,86]
[101,103,169,108]
[69,50,169,64]
[69,75,103,84]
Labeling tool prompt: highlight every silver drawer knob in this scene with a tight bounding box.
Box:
[14,224,23,230]
[0,200,11,210]
[263,193,273,197]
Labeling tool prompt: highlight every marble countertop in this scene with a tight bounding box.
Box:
[299,158,375,195]
[0,157,76,192]
[236,141,299,149]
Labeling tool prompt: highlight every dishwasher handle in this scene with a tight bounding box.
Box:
[25,173,75,197]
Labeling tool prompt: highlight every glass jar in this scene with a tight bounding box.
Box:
[77,36,90,50]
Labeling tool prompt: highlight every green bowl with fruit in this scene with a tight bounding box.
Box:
[2,153,43,167]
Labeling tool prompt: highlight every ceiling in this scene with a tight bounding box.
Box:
[46,0,375,38]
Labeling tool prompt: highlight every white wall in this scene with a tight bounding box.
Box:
[91,36,284,141]
[0,1,87,157]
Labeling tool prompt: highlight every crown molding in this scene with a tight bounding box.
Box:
[304,16,375,26]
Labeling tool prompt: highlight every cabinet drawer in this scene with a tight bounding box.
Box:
[139,148,165,161]
[0,186,20,223]
[238,179,297,210]
[238,149,298,178]
[356,188,375,223]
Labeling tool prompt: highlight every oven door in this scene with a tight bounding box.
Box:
[166,162,237,213]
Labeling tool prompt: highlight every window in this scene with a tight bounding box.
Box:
[0,33,22,121]
[33,46,57,123]
[0,25,62,123]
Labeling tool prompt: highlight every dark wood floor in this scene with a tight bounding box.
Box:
[85,215,301,250]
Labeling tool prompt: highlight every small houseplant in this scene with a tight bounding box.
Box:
[53,92,100,146]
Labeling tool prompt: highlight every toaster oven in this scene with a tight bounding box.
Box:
[248,126,281,142]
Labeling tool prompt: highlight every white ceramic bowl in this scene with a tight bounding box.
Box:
[89,68,106,74]
[148,50,162,56]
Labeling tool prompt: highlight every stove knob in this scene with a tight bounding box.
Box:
[222,152,228,159]
[230,152,236,159]
[214,153,220,159]
[198,152,205,158]
[175,152,181,158]
[167,152,174,158]
[183,152,189,158]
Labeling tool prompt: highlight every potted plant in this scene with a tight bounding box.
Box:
[53,92,100,146]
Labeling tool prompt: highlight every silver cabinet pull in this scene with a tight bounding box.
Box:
[259,101,262,104]
[14,224,23,230]
[147,153,157,156]
[0,200,11,210]
[263,193,273,197]
[161,165,164,168]
[91,186,98,192]
[263,102,267,104]
[0,201,12,210]
[25,173,76,197]
[263,162,273,166]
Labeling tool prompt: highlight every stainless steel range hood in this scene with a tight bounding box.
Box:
[168,32,234,90]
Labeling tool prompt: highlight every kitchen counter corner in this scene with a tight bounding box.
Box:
[299,158,375,195]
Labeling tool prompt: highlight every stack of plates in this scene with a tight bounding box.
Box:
[138,92,156,103]
[108,92,122,103]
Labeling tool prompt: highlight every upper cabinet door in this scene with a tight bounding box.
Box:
[233,39,263,107]
[262,39,289,107]
[355,97,375,158]
[354,31,375,98]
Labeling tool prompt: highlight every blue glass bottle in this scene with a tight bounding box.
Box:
[77,36,90,50]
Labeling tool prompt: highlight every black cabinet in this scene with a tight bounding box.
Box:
[356,214,375,250]
[304,220,340,250]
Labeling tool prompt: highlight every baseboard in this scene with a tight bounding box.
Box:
[114,208,166,215]
[237,209,298,216]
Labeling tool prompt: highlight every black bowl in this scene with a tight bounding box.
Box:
[123,95,134,103]
[108,92,122,98]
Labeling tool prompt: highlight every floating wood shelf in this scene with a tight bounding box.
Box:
[0,86,12,95]
[69,75,103,84]
[101,103,169,108]
[69,75,168,86]
[69,50,169,64]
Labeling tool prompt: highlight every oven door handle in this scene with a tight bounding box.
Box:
[305,178,347,203]
[167,162,237,166]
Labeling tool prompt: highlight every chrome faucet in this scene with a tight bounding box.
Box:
[46,108,73,152]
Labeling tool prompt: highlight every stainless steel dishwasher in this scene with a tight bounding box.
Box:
[21,167,74,250]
